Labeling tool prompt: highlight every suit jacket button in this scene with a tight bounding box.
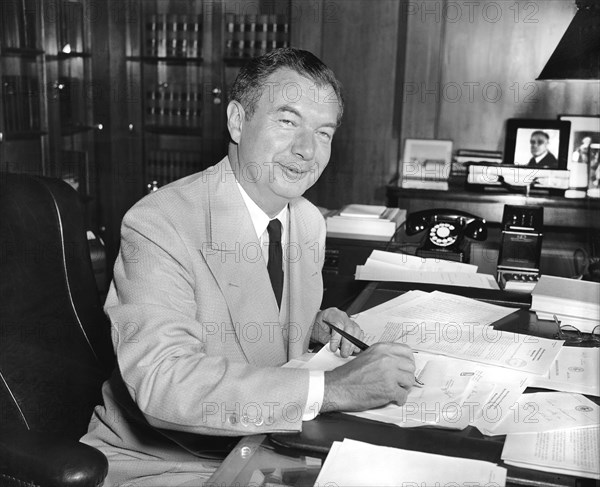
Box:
[228,413,238,425]
[240,415,250,427]
[254,417,264,426]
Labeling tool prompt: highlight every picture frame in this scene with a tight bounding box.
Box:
[503,119,570,169]
[558,114,600,168]
[400,138,453,187]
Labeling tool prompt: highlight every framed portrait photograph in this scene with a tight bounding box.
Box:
[503,119,571,169]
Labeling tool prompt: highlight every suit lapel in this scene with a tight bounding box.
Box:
[287,199,324,359]
[200,158,286,366]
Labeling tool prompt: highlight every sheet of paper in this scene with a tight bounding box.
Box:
[484,392,600,436]
[299,347,529,432]
[368,249,478,273]
[353,289,428,318]
[363,320,563,375]
[314,438,507,487]
[355,262,500,289]
[359,290,517,325]
[502,426,600,480]
[352,353,529,431]
[528,347,599,396]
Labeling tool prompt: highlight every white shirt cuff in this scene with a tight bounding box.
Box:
[302,370,325,421]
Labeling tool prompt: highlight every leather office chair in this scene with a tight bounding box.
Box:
[0,173,115,486]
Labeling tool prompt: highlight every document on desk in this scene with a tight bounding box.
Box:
[315,438,507,487]
[395,323,563,375]
[356,262,500,289]
[480,391,600,436]
[355,290,517,327]
[300,346,529,432]
[528,346,600,396]
[353,351,529,431]
[364,250,479,273]
[353,289,429,318]
[350,291,559,375]
[502,426,600,480]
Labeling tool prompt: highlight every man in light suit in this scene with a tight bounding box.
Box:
[81,48,416,486]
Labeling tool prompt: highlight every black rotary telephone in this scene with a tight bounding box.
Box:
[405,209,488,262]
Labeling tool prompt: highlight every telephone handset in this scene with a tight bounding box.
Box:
[405,209,487,262]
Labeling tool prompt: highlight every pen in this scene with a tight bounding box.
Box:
[324,320,425,387]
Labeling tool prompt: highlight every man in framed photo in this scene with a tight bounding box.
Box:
[527,130,558,168]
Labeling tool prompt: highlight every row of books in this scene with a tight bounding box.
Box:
[146,150,202,187]
[0,0,38,50]
[2,75,41,133]
[326,204,406,242]
[145,89,202,128]
[224,13,289,59]
[144,14,203,58]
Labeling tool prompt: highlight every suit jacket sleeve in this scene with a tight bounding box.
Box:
[105,195,313,437]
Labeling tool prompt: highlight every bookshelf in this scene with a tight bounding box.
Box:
[119,0,291,194]
[0,0,47,175]
[123,0,213,192]
[0,0,102,229]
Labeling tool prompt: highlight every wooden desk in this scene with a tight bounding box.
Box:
[208,282,599,487]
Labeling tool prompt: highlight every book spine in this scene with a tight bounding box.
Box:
[235,14,245,58]
[193,14,202,58]
[267,14,277,51]
[157,13,167,57]
[246,14,256,58]
[178,15,188,58]
[277,14,289,48]
[146,14,158,56]
[166,14,178,57]
[257,14,268,55]
[224,13,235,58]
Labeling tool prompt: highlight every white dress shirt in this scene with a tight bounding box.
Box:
[236,182,324,420]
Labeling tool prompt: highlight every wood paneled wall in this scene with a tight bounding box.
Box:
[401,0,600,154]
[292,0,407,209]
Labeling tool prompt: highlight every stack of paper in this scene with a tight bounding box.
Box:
[315,438,507,486]
[502,426,600,480]
[295,291,566,433]
[531,276,600,333]
[355,250,499,289]
[326,205,407,241]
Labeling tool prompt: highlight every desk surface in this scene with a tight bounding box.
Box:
[208,282,600,487]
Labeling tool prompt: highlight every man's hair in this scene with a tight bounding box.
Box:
[229,47,344,124]
[531,130,550,141]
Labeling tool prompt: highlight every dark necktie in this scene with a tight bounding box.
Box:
[267,219,284,308]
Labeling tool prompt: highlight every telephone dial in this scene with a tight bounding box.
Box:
[405,209,488,263]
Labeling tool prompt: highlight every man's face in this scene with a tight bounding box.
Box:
[530,134,549,157]
[228,68,340,214]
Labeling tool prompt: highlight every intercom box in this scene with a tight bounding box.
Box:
[496,205,543,292]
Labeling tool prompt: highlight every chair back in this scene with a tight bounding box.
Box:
[0,173,114,440]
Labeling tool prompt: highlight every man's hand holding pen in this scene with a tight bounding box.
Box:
[315,308,420,413]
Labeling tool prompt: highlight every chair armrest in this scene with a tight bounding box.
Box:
[0,430,108,487]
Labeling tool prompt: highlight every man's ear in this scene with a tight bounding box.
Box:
[227,101,245,144]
